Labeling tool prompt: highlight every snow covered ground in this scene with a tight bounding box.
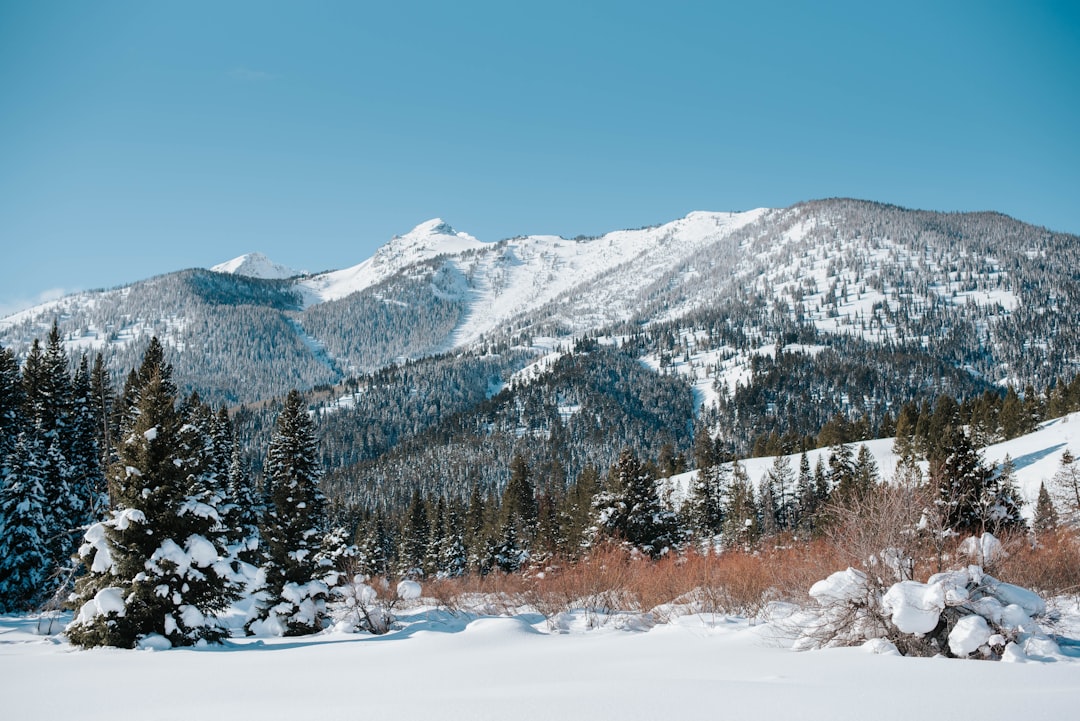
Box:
[2,603,1078,721]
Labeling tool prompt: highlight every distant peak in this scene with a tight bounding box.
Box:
[411,218,457,236]
[210,252,301,279]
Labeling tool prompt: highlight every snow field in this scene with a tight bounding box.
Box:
[2,603,1078,721]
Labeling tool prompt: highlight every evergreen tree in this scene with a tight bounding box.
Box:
[764,453,796,531]
[981,454,1025,533]
[354,511,392,577]
[250,389,333,636]
[1050,449,1080,527]
[592,448,680,557]
[69,354,105,521]
[398,489,430,578]
[492,458,535,573]
[686,461,727,539]
[424,496,447,576]
[794,452,817,536]
[22,326,85,578]
[827,443,857,502]
[89,352,115,477]
[226,444,262,567]
[0,434,50,611]
[934,428,992,533]
[1033,482,1059,537]
[439,499,468,577]
[67,345,236,648]
[0,346,22,475]
[721,460,760,549]
[852,444,879,496]
[557,465,598,558]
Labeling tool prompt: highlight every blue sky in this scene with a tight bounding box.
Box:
[1,1,1077,315]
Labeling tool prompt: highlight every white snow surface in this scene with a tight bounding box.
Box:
[210,252,302,279]
[2,603,1078,721]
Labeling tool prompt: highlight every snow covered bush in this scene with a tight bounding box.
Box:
[795,534,1059,660]
[326,568,425,635]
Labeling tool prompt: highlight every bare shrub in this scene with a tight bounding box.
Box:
[995,530,1080,597]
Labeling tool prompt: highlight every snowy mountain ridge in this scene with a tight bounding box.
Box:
[2,198,1078,405]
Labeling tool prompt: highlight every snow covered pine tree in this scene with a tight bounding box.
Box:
[67,339,238,648]
[247,389,335,636]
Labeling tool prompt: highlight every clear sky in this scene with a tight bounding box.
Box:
[1,0,1078,315]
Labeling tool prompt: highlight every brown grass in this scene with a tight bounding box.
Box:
[405,499,1080,626]
[994,530,1080,597]
[413,540,854,622]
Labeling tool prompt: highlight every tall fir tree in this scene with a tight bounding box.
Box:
[686,461,727,540]
[0,434,51,611]
[67,343,237,648]
[721,460,760,550]
[249,390,333,636]
[398,489,431,577]
[0,346,22,475]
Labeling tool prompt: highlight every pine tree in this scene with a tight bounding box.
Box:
[69,354,105,522]
[226,444,262,567]
[496,453,538,569]
[424,496,447,576]
[721,460,760,550]
[593,448,681,557]
[89,352,115,477]
[794,452,817,536]
[1033,482,1059,537]
[1050,449,1080,527]
[764,453,796,531]
[439,499,468,578]
[0,346,22,475]
[67,345,237,648]
[556,465,598,558]
[250,390,333,636]
[0,434,50,612]
[398,489,431,578]
[686,461,727,539]
[934,428,992,533]
[852,444,879,496]
[828,443,857,502]
[981,454,1025,533]
[354,511,391,577]
[22,326,84,579]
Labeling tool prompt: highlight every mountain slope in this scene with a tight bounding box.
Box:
[2,199,1078,406]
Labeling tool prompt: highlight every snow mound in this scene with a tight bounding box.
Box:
[396,580,422,601]
[882,581,945,635]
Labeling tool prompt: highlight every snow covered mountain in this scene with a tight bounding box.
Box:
[1,199,1078,406]
[210,252,302,279]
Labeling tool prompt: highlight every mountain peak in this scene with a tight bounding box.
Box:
[409,218,458,236]
[381,218,485,258]
[210,252,301,279]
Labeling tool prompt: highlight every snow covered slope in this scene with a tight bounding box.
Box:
[297,218,486,306]
[666,411,1080,522]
